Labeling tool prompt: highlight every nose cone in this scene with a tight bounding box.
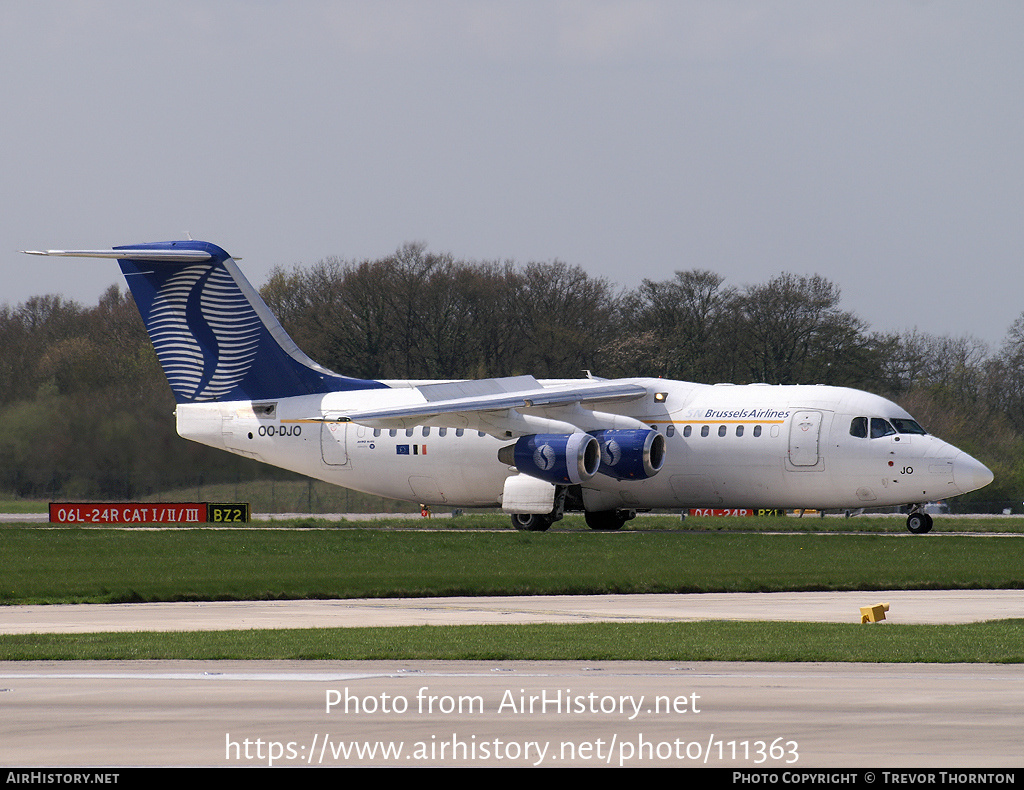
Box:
[952,452,994,494]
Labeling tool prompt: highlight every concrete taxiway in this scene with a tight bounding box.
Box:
[2,659,1021,768]
[1,589,1021,634]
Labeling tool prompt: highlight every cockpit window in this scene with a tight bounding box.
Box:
[852,416,922,439]
[870,418,896,438]
[890,418,927,435]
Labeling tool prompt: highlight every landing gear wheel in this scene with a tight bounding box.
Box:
[906,512,933,534]
[584,509,632,531]
[511,513,553,532]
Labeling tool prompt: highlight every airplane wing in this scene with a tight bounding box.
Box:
[332,375,651,435]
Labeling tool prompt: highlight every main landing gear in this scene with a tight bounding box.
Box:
[510,512,556,531]
[511,509,639,531]
[906,508,933,534]
[510,486,567,532]
[584,509,637,531]
[508,484,640,531]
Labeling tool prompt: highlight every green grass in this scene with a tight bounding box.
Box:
[2,619,1022,662]
[2,524,1023,605]
[0,499,48,513]
[5,518,1023,663]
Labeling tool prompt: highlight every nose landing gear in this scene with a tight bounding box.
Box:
[906,508,933,534]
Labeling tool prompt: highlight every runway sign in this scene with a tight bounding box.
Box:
[49,503,250,524]
[688,508,785,517]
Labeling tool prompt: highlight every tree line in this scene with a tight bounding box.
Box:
[2,244,1023,508]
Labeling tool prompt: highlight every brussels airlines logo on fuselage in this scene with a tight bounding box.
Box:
[682,406,792,421]
[147,264,262,402]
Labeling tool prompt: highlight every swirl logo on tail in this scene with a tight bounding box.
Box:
[148,265,261,401]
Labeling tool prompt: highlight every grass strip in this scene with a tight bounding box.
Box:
[4,528,1023,605]
[1,619,1022,662]
[8,513,1024,532]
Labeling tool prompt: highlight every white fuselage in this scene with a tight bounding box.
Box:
[176,378,990,511]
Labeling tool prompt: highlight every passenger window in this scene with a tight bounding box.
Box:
[718,425,726,437]
[870,418,896,438]
[406,428,414,437]
[456,428,465,437]
[700,425,709,437]
[422,427,430,437]
[373,428,381,437]
[850,417,868,438]
[683,425,692,438]
[666,425,675,437]
[389,429,398,437]
[736,425,744,437]
[439,427,447,437]
[753,425,761,437]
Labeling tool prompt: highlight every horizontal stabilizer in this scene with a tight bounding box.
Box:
[22,248,214,262]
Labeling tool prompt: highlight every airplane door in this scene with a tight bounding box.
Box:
[788,410,823,468]
[321,420,349,466]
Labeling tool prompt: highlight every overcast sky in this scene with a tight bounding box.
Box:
[4,1,1023,352]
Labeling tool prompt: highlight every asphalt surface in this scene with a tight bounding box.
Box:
[2,589,1022,768]
[2,659,1021,768]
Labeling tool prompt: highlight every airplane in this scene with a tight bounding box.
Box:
[24,239,994,534]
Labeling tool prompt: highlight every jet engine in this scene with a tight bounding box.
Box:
[589,429,666,480]
[498,433,601,485]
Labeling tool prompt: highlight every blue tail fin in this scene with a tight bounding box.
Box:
[29,240,385,403]
[114,240,386,402]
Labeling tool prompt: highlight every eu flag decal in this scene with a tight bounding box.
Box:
[396,445,410,455]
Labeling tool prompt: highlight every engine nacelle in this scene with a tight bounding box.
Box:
[500,433,601,485]
[590,429,666,480]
